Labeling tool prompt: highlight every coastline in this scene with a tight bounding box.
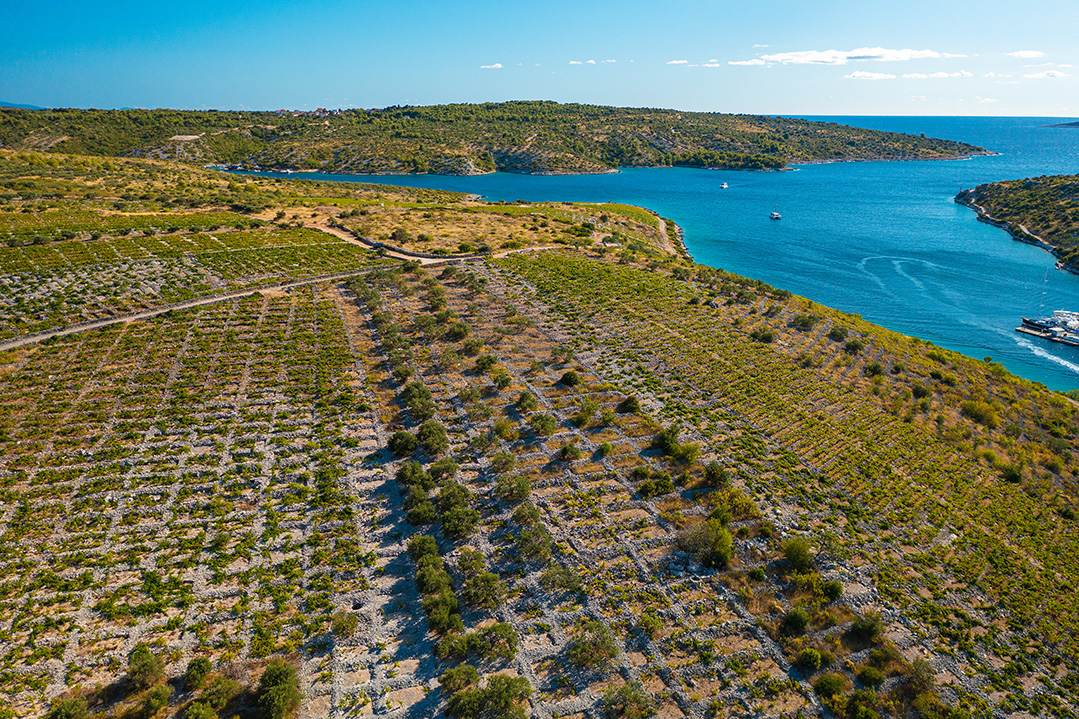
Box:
[214,149,997,180]
[954,191,1079,275]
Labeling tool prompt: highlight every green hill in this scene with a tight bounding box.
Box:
[0,101,988,175]
[957,175,1079,268]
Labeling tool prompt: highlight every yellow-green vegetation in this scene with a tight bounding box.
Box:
[0,102,988,175]
[957,175,1079,267]
[1,152,1077,719]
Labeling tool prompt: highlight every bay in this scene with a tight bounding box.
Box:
[234,116,1079,390]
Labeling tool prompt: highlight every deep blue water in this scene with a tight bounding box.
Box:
[234,117,1079,390]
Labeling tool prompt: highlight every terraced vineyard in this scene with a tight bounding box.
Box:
[1,150,1078,719]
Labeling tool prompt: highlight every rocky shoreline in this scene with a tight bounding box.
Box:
[954,189,1079,275]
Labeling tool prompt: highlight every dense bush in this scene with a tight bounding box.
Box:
[781,608,810,636]
[127,643,165,690]
[418,420,449,454]
[782,537,813,572]
[388,430,417,455]
[257,659,302,719]
[678,518,734,568]
[46,699,89,719]
[183,657,213,691]
[567,618,618,669]
[601,681,657,718]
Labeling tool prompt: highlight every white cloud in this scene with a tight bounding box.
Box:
[667,59,688,64]
[480,63,502,70]
[569,60,582,65]
[753,44,769,48]
[762,46,945,65]
[844,71,897,80]
[941,53,967,58]
[708,59,718,63]
[1006,50,1045,58]
[902,70,973,79]
[586,59,596,64]
[729,59,767,66]
[602,59,616,63]
[1024,69,1069,78]
[702,63,722,67]
[980,97,999,103]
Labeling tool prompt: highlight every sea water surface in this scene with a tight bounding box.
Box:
[236,117,1079,390]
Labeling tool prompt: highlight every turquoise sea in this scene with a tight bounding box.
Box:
[235,117,1079,390]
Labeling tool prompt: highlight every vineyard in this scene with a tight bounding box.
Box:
[0,150,1077,719]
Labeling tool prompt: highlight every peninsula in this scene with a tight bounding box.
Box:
[956,174,1079,271]
[0,101,989,176]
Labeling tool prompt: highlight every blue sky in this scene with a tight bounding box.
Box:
[3,0,1077,116]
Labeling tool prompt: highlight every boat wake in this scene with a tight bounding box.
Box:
[1015,337,1079,375]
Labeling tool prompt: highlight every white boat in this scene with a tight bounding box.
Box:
[720,182,729,189]
[769,197,781,220]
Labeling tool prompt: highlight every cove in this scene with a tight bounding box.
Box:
[233,116,1079,391]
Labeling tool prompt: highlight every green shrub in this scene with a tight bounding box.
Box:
[529,413,558,436]
[46,699,89,719]
[494,474,531,503]
[829,325,849,341]
[782,537,813,572]
[142,684,173,717]
[678,519,733,568]
[128,643,165,690]
[798,648,822,671]
[748,567,766,582]
[257,660,301,719]
[822,580,843,601]
[858,666,885,687]
[516,391,539,412]
[617,396,641,413]
[429,458,458,482]
[849,612,884,643]
[703,461,729,488]
[183,657,213,691]
[560,370,580,386]
[781,608,810,636]
[408,534,439,561]
[396,460,433,488]
[567,618,618,669]
[601,681,657,718]
[418,420,449,454]
[814,673,845,698]
[200,676,240,711]
[332,611,359,637]
[440,664,480,694]
[638,613,663,639]
[183,702,217,719]
[462,572,507,609]
[446,322,471,341]
[388,430,417,456]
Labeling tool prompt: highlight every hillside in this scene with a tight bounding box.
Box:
[1,153,1078,719]
[0,102,989,176]
[957,175,1079,268]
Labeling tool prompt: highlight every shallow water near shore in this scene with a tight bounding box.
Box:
[235,116,1079,390]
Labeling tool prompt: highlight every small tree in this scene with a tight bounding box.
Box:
[388,430,417,456]
[183,656,213,691]
[601,681,657,719]
[781,608,810,636]
[462,572,507,609]
[258,659,302,719]
[127,643,164,690]
[46,699,89,719]
[418,420,449,455]
[782,537,813,572]
[560,370,580,386]
[567,618,618,670]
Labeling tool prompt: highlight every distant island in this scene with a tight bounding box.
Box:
[956,174,1079,271]
[1048,120,1079,128]
[0,101,990,175]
